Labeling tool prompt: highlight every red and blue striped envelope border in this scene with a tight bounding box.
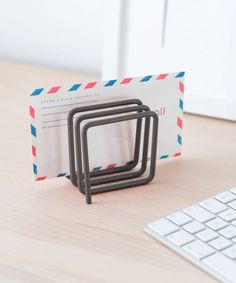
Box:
[29,72,184,181]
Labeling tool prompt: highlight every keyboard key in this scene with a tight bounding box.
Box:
[167,230,195,246]
[206,217,228,231]
[183,205,214,223]
[228,200,236,210]
[209,236,232,251]
[223,245,236,259]
[183,240,215,259]
[196,228,218,242]
[167,211,192,226]
[199,198,227,214]
[219,226,236,239]
[183,221,205,234]
[148,218,179,236]
[219,209,236,222]
[203,253,236,282]
[215,191,236,203]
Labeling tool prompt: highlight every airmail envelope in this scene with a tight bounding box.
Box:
[29,72,184,180]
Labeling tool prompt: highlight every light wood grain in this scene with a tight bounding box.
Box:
[0,59,236,283]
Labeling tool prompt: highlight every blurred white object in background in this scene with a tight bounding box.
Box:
[103,0,236,121]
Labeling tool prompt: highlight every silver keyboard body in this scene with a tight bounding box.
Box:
[145,188,236,283]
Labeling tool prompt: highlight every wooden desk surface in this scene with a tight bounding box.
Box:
[1,60,236,283]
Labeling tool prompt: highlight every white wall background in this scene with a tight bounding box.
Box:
[0,0,104,75]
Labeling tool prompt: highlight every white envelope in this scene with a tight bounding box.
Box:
[29,72,184,180]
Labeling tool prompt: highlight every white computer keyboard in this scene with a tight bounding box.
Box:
[145,188,236,283]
